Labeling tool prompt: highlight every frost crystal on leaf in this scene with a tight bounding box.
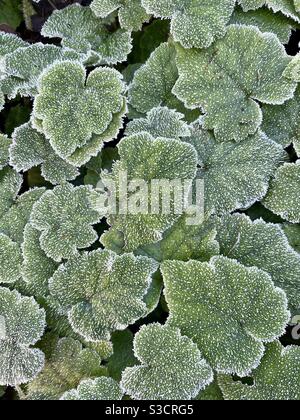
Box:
[263,162,300,223]
[239,0,300,23]
[0,233,22,283]
[142,0,236,49]
[60,377,123,400]
[173,25,297,142]
[186,124,285,215]
[91,0,150,31]
[125,106,191,140]
[0,134,11,170]
[0,287,45,386]
[162,256,290,376]
[218,341,300,400]
[121,323,213,400]
[49,250,158,342]
[26,337,105,400]
[216,213,300,308]
[30,183,103,262]
[102,132,198,252]
[0,32,28,80]
[41,4,132,65]
[33,61,125,161]
[10,123,79,185]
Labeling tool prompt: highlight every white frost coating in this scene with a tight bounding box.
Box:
[60,377,123,400]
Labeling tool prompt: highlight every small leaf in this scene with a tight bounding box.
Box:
[41,4,132,65]
[0,166,22,217]
[263,162,300,223]
[30,183,103,262]
[0,287,46,386]
[33,61,125,161]
[60,377,123,400]
[0,32,28,79]
[162,256,290,376]
[142,0,236,49]
[173,25,297,142]
[49,250,158,342]
[91,0,150,31]
[218,341,300,400]
[121,323,213,400]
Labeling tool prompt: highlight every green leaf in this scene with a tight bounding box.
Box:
[196,379,224,401]
[26,337,105,400]
[121,323,213,400]
[239,0,300,23]
[262,86,300,155]
[0,166,22,217]
[173,25,297,142]
[0,133,10,170]
[102,132,198,252]
[231,6,299,44]
[107,330,138,381]
[91,0,150,31]
[41,4,132,65]
[282,223,300,253]
[142,0,236,49]
[60,377,123,400]
[216,213,300,308]
[0,233,22,283]
[0,0,22,30]
[33,61,125,161]
[283,53,300,82]
[0,32,28,79]
[0,287,45,386]
[49,250,158,341]
[263,162,300,223]
[128,42,200,123]
[1,43,81,99]
[30,183,103,262]
[10,122,79,185]
[126,106,191,140]
[187,124,285,215]
[162,256,290,376]
[22,224,58,299]
[218,341,300,400]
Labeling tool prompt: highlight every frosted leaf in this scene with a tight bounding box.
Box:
[218,341,300,400]
[0,166,22,217]
[187,124,285,215]
[0,133,10,170]
[0,233,22,283]
[216,213,300,308]
[61,377,123,400]
[125,107,191,139]
[0,287,45,386]
[283,53,300,82]
[128,42,199,122]
[91,0,150,31]
[22,224,58,299]
[162,256,290,376]
[231,6,299,43]
[0,32,28,79]
[1,43,81,99]
[0,187,45,244]
[33,61,125,161]
[263,162,300,223]
[173,25,297,142]
[26,337,105,400]
[121,323,213,400]
[138,215,220,263]
[49,250,158,342]
[30,183,103,262]
[10,123,79,185]
[41,4,132,65]
[239,0,300,23]
[282,223,300,253]
[142,0,236,49]
[102,132,198,252]
[262,86,300,155]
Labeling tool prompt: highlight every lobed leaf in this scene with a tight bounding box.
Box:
[173,25,297,142]
[218,341,300,400]
[121,323,213,400]
[49,250,158,342]
[0,287,45,386]
[162,256,290,376]
[60,377,123,400]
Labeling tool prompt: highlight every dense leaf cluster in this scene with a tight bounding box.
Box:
[0,0,299,401]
